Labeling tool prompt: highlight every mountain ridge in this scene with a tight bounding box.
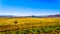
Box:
[0,14,60,18]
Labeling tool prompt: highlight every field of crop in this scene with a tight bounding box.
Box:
[0,17,60,34]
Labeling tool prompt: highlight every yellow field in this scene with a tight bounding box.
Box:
[0,17,60,26]
[0,17,60,34]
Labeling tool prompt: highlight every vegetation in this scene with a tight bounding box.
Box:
[0,17,60,34]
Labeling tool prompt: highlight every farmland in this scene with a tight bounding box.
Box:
[0,17,60,34]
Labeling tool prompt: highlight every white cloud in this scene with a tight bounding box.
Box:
[0,6,60,16]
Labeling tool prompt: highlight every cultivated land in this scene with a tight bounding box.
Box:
[0,17,60,34]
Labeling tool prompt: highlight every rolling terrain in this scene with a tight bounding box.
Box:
[0,14,60,34]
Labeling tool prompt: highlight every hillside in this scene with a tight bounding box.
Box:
[0,14,60,18]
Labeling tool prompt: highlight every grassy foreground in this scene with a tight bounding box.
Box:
[0,25,60,34]
[0,17,60,34]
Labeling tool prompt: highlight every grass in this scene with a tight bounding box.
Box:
[0,25,60,34]
[0,26,59,34]
[0,17,60,34]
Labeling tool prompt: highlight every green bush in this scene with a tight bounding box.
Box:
[5,31,11,34]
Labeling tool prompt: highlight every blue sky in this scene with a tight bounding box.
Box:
[0,0,60,16]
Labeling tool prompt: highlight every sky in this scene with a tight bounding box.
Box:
[0,0,60,16]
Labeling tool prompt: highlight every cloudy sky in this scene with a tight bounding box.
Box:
[0,0,60,16]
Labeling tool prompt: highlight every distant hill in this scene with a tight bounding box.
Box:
[0,15,15,18]
[25,14,60,18]
[47,14,60,17]
[0,14,60,18]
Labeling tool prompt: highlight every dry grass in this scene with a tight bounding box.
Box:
[0,17,60,25]
[0,17,60,34]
